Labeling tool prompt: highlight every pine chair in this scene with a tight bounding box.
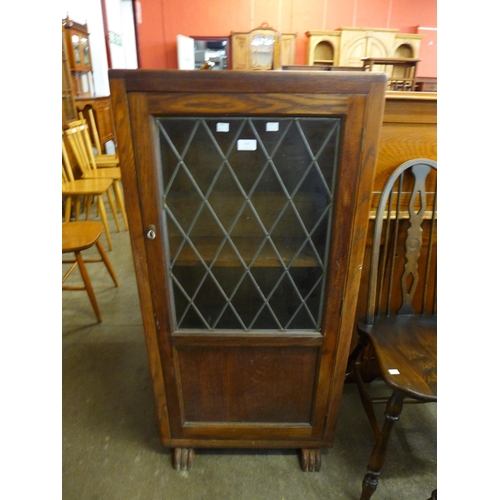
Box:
[62,137,118,250]
[63,221,119,323]
[83,108,119,166]
[65,120,129,231]
[347,158,437,500]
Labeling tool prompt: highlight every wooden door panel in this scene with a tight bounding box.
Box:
[175,346,319,425]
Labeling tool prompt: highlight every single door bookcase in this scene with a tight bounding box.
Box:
[109,69,386,471]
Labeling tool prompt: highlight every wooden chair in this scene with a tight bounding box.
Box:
[65,120,129,231]
[62,137,118,250]
[79,108,119,166]
[63,221,119,323]
[347,158,437,500]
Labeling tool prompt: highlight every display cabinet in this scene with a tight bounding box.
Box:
[63,16,94,97]
[231,22,296,70]
[306,28,423,69]
[109,69,386,471]
[62,25,77,127]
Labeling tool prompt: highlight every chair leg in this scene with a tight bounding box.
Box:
[106,188,121,232]
[75,196,82,221]
[75,250,102,323]
[112,180,129,231]
[360,391,404,500]
[95,239,119,287]
[97,195,113,251]
[64,196,72,222]
[85,195,92,220]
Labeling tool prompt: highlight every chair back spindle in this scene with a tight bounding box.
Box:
[88,108,103,155]
[62,138,76,183]
[65,121,100,176]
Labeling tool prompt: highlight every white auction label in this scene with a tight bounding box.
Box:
[216,122,230,132]
[237,139,257,151]
[266,122,279,132]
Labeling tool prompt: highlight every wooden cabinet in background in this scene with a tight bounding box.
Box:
[63,16,94,97]
[306,30,340,66]
[231,22,296,70]
[76,96,116,150]
[109,69,387,471]
[62,25,77,127]
[281,33,297,66]
[306,28,423,68]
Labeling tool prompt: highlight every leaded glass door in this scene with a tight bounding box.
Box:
[158,116,341,333]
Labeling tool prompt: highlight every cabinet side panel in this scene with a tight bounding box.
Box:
[324,81,387,442]
[109,79,172,443]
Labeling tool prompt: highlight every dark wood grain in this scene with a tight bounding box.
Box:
[109,69,387,95]
[109,78,172,443]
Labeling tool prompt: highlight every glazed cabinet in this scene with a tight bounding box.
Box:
[109,69,386,471]
[63,16,94,97]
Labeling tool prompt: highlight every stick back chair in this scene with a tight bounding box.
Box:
[65,120,128,231]
[63,221,119,323]
[62,137,117,250]
[82,108,119,166]
[347,158,437,500]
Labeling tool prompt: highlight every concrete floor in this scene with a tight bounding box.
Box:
[62,214,437,500]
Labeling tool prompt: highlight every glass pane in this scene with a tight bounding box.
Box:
[81,37,90,66]
[72,35,81,65]
[250,35,275,68]
[157,117,341,332]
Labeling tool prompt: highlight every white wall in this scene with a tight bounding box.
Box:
[62,0,110,95]
[62,0,138,96]
[106,0,138,69]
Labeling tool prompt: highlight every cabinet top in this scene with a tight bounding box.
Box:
[62,16,89,35]
[306,28,423,39]
[108,69,387,95]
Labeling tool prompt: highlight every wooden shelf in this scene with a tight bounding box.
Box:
[170,237,319,268]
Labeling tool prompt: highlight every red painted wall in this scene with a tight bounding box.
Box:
[135,0,436,76]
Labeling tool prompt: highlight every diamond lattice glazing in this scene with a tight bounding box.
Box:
[157,117,341,331]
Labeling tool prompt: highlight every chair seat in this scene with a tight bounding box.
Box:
[62,178,113,195]
[358,314,437,402]
[62,221,119,323]
[83,167,122,180]
[62,221,104,252]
